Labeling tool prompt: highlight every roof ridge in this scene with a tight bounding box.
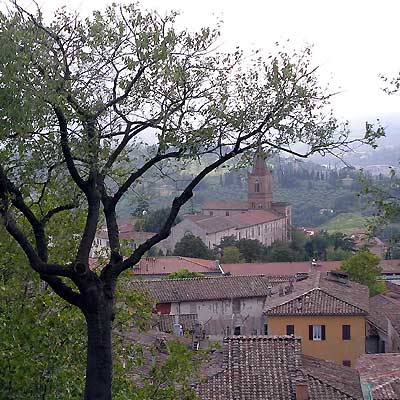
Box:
[318,287,368,313]
[265,287,368,315]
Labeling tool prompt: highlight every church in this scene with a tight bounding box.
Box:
[164,151,292,251]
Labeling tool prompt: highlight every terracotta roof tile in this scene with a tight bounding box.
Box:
[127,275,291,303]
[264,272,369,316]
[222,261,342,276]
[368,292,400,334]
[133,256,220,276]
[357,354,400,400]
[188,210,282,234]
[156,314,198,333]
[194,336,361,400]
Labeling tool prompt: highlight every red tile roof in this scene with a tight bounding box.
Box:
[127,275,292,303]
[264,272,369,316]
[194,336,361,400]
[222,261,342,276]
[368,290,400,334]
[133,256,219,276]
[357,354,400,400]
[190,210,282,234]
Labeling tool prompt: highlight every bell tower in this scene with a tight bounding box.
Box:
[248,150,273,210]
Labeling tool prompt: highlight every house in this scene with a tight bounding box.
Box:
[366,282,400,353]
[264,271,369,367]
[128,275,295,340]
[357,353,400,400]
[162,150,291,251]
[194,336,363,400]
[90,219,156,257]
[132,256,223,279]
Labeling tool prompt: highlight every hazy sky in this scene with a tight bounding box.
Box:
[13,0,400,131]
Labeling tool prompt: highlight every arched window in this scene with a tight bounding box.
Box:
[255,180,260,193]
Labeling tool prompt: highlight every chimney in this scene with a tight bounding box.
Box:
[295,383,309,400]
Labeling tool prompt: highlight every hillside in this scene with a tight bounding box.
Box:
[318,213,368,233]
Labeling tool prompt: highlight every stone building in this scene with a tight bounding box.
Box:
[164,151,291,251]
[128,274,294,340]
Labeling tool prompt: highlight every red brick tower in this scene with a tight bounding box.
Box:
[248,150,273,210]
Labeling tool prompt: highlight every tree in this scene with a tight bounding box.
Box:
[167,269,204,279]
[326,247,352,261]
[174,234,214,259]
[340,251,385,296]
[0,3,380,398]
[221,246,245,263]
[136,208,182,233]
[237,239,266,262]
[264,241,302,262]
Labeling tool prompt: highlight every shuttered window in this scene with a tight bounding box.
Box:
[342,325,351,340]
[309,325,326,341]
[286,325,294,335]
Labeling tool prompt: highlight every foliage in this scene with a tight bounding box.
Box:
[326,247,352,261]
[131,340,200,400]
[221,246,245,263]
[167,269,204,279]
[136,208,182,233]
[264,241,305,262]
[0,1,382,396]
[318,213,368,233]
[237,239,266,262]
[340,251,386,296]
[174,234,214,259]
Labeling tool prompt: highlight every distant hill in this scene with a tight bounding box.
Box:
[318,213,368,233]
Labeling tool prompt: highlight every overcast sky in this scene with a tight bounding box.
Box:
[13,0,400,132]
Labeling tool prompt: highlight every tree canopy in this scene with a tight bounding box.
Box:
[174,234,214,259]
[340,251,385,296]
[167,269,204,279]
[0,2,382,397]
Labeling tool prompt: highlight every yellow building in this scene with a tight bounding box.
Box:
[265,271,369,368]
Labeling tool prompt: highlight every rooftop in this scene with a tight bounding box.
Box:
[368,286,400,334]
[264,272,369,316]
[357,353,400,400]
[189,209,282,234]
[127,274,292,303]
[194,336,361,400]
[133,256,220,276]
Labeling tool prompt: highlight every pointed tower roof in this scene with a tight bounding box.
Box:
[251,149,269,176]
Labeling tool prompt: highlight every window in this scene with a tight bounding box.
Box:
[232,299,241,314]
[226,211,230,216]
[264,324,268,335]
[258,226,261,236]
[342,325,351,340]
[226,326,231,336]
[286,325,294,335]
[342,360,351,367]
[209,211,213,216]
[255,180,260,193]
[309,325,325,341]
[234,326,241,335]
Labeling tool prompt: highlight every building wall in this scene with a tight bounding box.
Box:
[164,219,207,252]
[167,297,268,340]
[387,320,400,353]
[202,209,246,217]
[268,315,365,367]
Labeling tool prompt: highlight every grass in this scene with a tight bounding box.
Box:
[318,212,368,234]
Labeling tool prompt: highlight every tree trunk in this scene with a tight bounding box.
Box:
[83,294,114,400]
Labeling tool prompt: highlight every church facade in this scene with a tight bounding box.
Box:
[164,152,292,251]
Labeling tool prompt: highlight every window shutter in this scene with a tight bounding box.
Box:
[321,325,326,340]
[286,325,294,335]
[309,325,313,340]
[342,325,351,340]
